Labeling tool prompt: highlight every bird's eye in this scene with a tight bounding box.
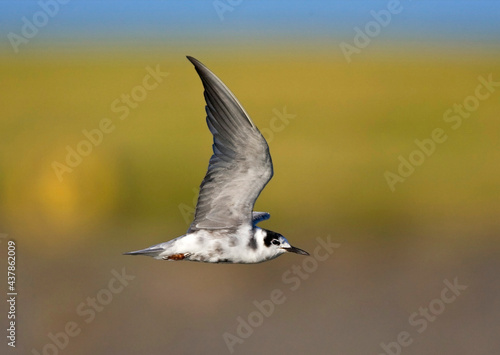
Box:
[272,240,280,246]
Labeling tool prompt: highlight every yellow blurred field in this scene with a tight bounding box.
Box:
[3,2,500,353]
[1,44,500,354]
[1,46,499,248]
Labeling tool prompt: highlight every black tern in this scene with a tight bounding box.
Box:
[124,56,308,263]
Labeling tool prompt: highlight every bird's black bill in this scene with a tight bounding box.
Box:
[283,246,309,256]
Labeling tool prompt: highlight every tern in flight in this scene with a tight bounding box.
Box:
[124,56,308,263]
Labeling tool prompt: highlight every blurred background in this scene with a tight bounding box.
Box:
[1,1,499,354]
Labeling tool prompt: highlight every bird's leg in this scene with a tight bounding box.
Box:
[162,253,188,261]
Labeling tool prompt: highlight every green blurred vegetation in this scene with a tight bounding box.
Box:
[1,46,499,252]
[1,44,499,355]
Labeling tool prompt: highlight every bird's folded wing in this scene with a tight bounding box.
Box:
[186,56,273,232]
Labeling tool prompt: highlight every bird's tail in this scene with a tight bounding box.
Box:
[123,246,165,258]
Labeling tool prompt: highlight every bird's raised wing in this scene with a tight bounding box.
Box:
[186,56,273,232]
[252,212,271,226]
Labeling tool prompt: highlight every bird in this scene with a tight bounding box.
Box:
[124,56,309,264]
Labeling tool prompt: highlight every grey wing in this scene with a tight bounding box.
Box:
[252,212,271,226]
[186,56,273,231]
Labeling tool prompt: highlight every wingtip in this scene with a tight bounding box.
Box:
[186,55,201,66]
[186,56,212,76]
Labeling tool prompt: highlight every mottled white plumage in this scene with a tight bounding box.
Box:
[124,57,308,264]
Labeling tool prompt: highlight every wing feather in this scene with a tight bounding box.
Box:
[186,56,273,232]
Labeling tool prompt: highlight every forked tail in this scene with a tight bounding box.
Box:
[123,247,164,257]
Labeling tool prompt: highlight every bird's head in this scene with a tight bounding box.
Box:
[260,229,309,258]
